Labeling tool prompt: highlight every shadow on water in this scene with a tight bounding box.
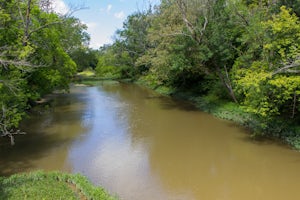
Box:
[0,87,90,176]
[147,96,198,112]
[237,131,294,150]
[101,82,198,112]
[0,132,69,176]
[2,83,300,200]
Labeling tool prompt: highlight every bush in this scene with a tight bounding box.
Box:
[95,65,121,79]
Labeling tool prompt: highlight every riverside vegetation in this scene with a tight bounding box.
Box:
[1,0,300,198]
[2,1,299,146]
[92,0,300,149]
[0,1,114,199]
[0,171,116,200]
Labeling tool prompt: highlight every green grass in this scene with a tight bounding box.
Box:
[75,79,120,86]
[77,70,96,77]
[0,171,116,200]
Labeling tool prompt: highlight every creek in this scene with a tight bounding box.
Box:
[1,82,300,200]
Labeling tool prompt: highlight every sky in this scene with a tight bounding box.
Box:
[51,0,160,49]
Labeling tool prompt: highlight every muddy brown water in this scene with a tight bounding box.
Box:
[1,82,300,200]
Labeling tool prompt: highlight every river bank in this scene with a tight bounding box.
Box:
[75,75,300,150]
[0,171,116,200]
[132,77,300,150]
[3,80,300,199]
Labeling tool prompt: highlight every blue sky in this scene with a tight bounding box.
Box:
[52,0,160,49]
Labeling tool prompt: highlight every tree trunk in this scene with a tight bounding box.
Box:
[216,65,238,103]
[291,91,297,119]
[24,0,32,46]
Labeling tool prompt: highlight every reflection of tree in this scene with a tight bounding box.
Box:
[0,87,89,176]
[99,83,300,199]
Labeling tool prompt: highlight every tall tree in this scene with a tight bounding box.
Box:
[0,0,89,144]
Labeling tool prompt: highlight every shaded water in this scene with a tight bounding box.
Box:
[1,82,300,200]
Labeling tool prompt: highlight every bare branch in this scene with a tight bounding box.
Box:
[222,65,238,103]
[0,106,26,145]
[0,58,33,68]
[176,0,197,38]
[272,58,300,76]
[175,0,208,43]
[64,6,89,18]
[200,17,208,36]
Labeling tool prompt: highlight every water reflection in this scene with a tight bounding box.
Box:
[1,83,300,200]
[0,87,90,175]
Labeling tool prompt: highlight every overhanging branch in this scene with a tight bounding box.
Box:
[0,106,26,146]
[272,58,300,76]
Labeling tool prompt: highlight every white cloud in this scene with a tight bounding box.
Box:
[107,4,112,13]
[81,22,104,48]
[52,0,69,15]
[114,11,125,20]
[86,22,98,30]
[89,30,112,49]
[90,35,112,49]
[81,21,112,48]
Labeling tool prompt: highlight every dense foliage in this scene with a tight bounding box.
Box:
[0,0,88,143]
[2,0,300,144]
[96,0,300,137]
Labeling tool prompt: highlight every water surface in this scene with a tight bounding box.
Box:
[1,82,300,200]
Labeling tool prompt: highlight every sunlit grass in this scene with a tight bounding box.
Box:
[0,171,116,200]
[77,70,95,77]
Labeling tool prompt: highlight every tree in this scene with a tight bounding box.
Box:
[0,0,89,144]
[95,0,300,136]
[70,48,98,72]
[234,6,300,121]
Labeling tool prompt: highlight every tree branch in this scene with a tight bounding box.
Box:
[216,65,238,103]
[24,0,32,46]
[0,58,33,67]
[17,0,26,29]
[64,6,89,17]
[176,1,193,30]
[272,58,300,76]
[0,106,26,145]
[175,0,208,43]
[28,21,63,38]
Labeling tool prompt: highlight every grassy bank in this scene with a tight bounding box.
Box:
[0,171,116,200]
